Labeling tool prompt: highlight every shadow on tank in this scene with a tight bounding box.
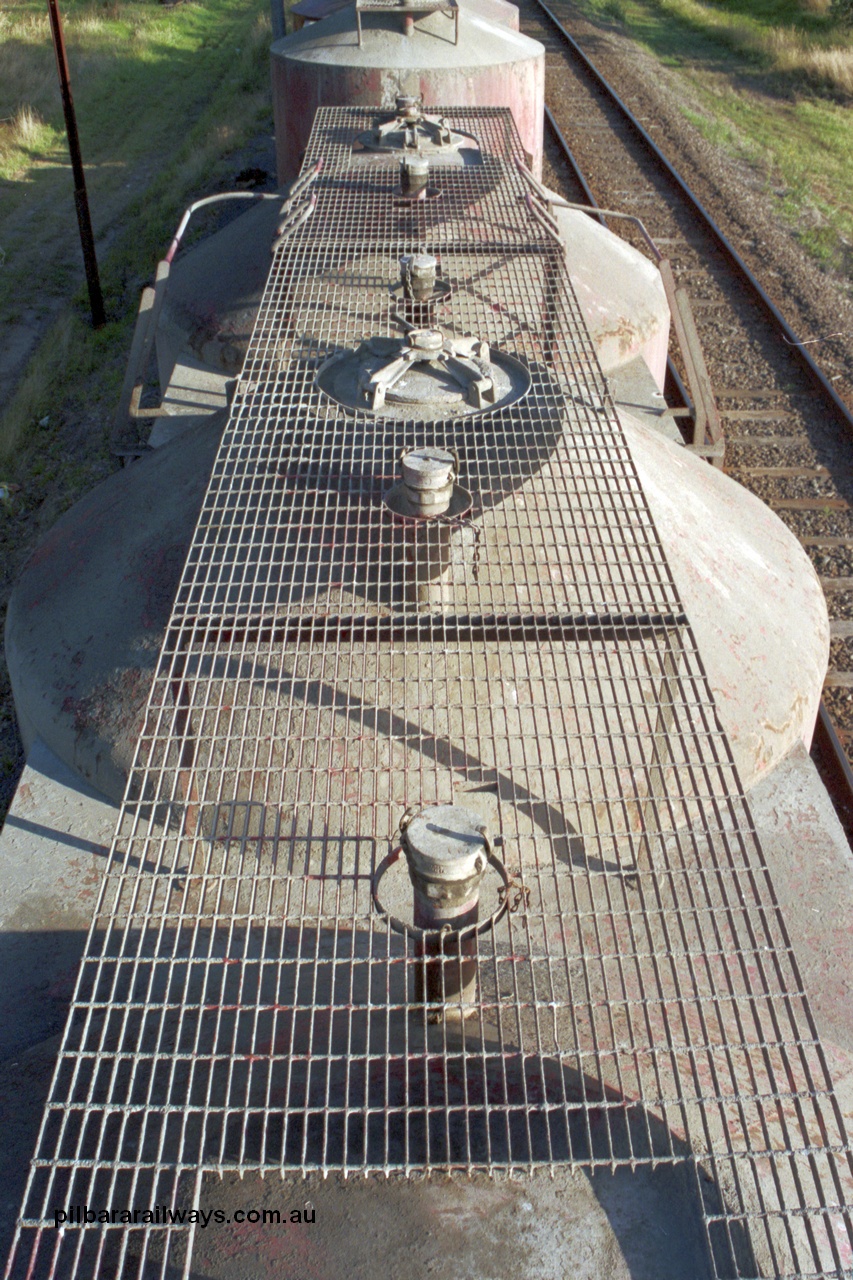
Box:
[74,916,754,1280]
[131,614,680,884]
[5,345,604,805]
[4,415,227,804]
[187,356,587,620]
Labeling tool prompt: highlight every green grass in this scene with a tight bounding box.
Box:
[0,0,278,815]
[0,0,276,817]
[0,0,273,465]
[570,0,853,95]
[560,0,853,279]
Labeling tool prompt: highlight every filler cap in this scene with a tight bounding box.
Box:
[403,804,488,884]
[400,445,456,494]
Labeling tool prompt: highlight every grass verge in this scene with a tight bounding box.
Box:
[564,0,853,279]
[1,0,274,455]
[0,0,276,817]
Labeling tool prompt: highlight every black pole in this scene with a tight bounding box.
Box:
[270,0,286,40]
[47,0,105,328]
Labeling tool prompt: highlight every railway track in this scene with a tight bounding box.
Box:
[521,0,853,830]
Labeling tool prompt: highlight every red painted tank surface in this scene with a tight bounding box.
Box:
[271,4,543,180]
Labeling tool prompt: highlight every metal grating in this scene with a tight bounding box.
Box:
[354,0,459,48]
[5,107,853,1280]
[356,0,455,8]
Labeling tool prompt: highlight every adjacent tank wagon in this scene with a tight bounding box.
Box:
[2,10,851,1280]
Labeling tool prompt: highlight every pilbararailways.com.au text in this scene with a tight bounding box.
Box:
[54,1206,315,1229]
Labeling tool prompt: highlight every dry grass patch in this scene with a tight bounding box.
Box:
[0,110,57,181]
[0,314,88,463]
[795,44,853,89]
[0,10,58,112]
[650,0,853,94]
[10,104,44,147]
[0,10,59,177]
[572,0,853,277]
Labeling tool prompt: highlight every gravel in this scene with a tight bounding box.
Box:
[528,0,853,397]
[521,0,853,744]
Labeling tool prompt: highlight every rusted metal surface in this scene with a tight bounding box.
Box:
[5,108,853,1280]
[271,13,544,181]
[542,105,697,437]
[516,158,723,464]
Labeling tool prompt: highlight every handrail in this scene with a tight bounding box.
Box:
[112,165,324,457]
[518,159,724,463]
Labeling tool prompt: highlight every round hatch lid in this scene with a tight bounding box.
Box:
[315,328,530,419]
[357,96,473,156]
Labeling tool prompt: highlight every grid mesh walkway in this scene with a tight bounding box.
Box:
[5,108,852,1280]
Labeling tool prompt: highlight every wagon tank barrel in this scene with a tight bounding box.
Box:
[2,9,853,1277]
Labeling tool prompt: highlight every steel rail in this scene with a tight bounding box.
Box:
[533,0,853,435]
[533,0,853,835]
